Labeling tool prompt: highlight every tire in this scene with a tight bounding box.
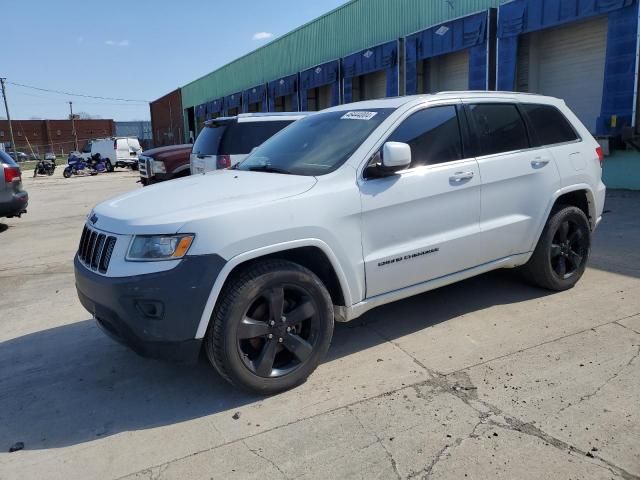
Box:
[205,259,334,395]
[131,163,139,171]
[521,205,591,291]
[105,159,114,172]
[63,167,72,178]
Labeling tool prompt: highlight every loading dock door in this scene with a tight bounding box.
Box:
[354,70,388,101]
[428,50,469,92]
[516,16,607,133]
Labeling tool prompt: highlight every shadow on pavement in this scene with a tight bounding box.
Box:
[0,269,547,452]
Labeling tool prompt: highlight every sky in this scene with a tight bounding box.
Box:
[3,0,349,121]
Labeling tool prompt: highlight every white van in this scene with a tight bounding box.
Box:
[80,137,143,171]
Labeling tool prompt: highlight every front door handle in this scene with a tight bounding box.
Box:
[449,171,474,184]
[531,158,550,168]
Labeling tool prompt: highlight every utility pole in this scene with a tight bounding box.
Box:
[68,101,78,151]
[0,78,18,156]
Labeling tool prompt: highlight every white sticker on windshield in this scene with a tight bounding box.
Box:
[341,111,378,120]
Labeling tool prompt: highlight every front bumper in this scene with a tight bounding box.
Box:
[74,253,226,363]
[0,191,28,217]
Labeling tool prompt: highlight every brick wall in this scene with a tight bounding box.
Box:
[0,119,115,155]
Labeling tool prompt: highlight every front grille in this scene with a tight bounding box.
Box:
[78,225,117,273]
[138,157,150,178]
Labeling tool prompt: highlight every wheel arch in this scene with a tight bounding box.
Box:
[194,239,353,339]
[529,184,596,252]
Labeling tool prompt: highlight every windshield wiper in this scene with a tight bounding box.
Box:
[247,165,292,175]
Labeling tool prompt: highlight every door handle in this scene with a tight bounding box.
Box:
[449,171,474,184]
[531,158,550,168]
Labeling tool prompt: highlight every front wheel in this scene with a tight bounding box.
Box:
[206,259,334,395]
[63,167,72,178]
[521,205,591,291]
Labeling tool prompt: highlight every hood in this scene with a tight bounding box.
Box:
[92,169,317,234]
[142,144,192,159]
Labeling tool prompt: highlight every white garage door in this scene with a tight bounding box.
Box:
[429,49,469,92]
[516,16,607,133]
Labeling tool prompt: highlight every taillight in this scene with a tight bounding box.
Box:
[114,140,118,150]
[217,155,231,169]
[595,146,604,167]
[3,165,21,183]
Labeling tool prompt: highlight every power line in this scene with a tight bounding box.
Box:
[7,81,149,103]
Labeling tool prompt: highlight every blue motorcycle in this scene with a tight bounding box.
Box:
[63,153,107,178]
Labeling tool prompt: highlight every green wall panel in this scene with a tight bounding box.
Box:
[181,0,501,108]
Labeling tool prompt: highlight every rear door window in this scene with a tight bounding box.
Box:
[469,103,529,156]
[387,105,463,168]
[520,103,579,147]
[221,121,293,155]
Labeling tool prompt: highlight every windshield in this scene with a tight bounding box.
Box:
[237,109,393,176]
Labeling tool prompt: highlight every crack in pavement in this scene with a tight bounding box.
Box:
[347,407,402,480]
[242,440,291,480]
[557,343,640,415]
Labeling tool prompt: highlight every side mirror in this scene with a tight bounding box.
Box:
[382,142,411,170]
[365,142,411,178]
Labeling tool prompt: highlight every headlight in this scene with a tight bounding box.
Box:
[127,234,194,261]
[152,160,166,174]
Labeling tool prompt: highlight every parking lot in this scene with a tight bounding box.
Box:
[0,170,638,479]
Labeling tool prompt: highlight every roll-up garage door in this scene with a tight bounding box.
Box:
[428,50,469,92]
[516,16,607,133]
[353,70,388,101]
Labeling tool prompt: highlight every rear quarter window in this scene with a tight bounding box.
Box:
[520,104,579,147]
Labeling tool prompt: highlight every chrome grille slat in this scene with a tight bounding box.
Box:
[78,224,117,273]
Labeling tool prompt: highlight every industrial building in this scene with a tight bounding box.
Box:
[151,0,640,188]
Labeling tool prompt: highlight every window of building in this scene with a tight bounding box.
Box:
[387,105,463,168]
[469,103,529,156]
[520,103,579,147]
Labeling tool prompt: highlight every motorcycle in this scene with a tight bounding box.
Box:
[32,158,56,177]
[63,153,106,178]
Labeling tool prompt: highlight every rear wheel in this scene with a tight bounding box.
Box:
[206,260,334,394]
[105,159,113,172]
[521,205,591,291]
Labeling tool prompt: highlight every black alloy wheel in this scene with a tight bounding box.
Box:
[521,205,591,291]
[237,285,320,378]
[550,218,588,279]
[206,259,334,394]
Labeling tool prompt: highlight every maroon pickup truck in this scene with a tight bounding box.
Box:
[138,144,192,186]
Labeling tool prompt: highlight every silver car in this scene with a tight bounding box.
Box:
[0,150,28,218]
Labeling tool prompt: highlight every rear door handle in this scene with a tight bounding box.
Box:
[449,171,474,184]
[531,158,550,168]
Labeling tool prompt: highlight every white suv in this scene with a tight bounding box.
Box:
[75,92,606,394]
[190,112,309,173]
